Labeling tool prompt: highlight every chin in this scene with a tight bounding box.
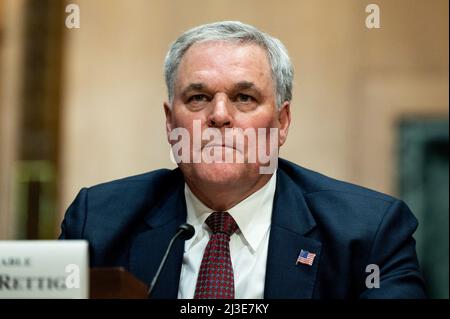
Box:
[181,162,257,187]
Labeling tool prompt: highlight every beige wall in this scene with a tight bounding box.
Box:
[0,0,25,239]
[58,0,448,224]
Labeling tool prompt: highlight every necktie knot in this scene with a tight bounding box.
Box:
[205,212,238,236]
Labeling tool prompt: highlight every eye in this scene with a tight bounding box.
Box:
[187,94,210,103]
[235,93,255,103]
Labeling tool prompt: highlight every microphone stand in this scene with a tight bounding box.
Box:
[147,224,194,298]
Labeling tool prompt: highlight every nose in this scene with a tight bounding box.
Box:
[207,93,233,128]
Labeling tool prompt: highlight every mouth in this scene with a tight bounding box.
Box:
[202,143,241,152]
[203,144,235,150]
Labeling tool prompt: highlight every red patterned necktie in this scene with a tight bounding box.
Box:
[194,211,238,299]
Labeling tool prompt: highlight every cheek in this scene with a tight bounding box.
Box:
[237,112,278,130]
[172,108,202,128]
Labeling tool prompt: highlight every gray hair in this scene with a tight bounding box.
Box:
[164,21,294,108]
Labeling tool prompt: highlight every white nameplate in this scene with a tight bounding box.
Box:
[0,240,89,299]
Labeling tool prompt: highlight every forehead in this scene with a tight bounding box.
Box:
[175,41,273,92]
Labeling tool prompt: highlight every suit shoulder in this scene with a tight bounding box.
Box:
[87,168,179,192]
[278,158,414,247]
[81,167,184,212]
[279,158,396,204]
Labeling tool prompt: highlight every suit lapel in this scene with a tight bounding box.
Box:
[264,168,322,299]
[128,178,187,299]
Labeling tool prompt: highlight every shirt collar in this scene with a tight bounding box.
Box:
[184,171,277,253]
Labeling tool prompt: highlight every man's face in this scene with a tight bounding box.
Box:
[164,41,290,189]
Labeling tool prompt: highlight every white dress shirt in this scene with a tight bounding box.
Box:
[177,172,277,299]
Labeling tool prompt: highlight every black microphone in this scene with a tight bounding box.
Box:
[147,223,195,297]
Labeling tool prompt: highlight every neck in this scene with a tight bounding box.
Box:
[185,174,273,211]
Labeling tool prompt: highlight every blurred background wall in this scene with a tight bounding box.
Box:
[0,0,448,298]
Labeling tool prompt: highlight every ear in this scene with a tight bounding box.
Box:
[163,102,173,144]
[278,101,291,147]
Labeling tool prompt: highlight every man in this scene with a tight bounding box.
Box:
[59,21,426,298]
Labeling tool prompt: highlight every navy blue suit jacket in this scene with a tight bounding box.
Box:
[59,158,426,298]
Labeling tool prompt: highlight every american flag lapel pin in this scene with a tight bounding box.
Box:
[296,249,316,266]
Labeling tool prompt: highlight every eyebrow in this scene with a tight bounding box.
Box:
[180,81,259,97]
[181,83,206,97]
[232,81,256,91]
